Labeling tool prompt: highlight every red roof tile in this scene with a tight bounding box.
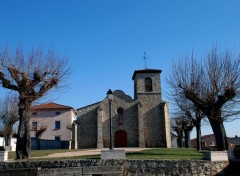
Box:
[31,102,76,113]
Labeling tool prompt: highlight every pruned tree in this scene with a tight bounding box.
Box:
[175,98,205,150]
[0,93,19,146]
[0,46,70,159]
[167,74,205,150]
[168,47,240,151]
[172,116,194,148]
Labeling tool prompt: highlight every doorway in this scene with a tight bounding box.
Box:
[115,130,127,147]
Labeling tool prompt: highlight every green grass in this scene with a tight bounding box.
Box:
[8,149,88,160]
[8,148,205,160]
[126,148,205,160]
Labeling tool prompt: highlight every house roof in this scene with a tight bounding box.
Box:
[31,102,76,114]
[132,69,162,80]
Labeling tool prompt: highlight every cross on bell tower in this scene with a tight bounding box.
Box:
[142,52,148,69]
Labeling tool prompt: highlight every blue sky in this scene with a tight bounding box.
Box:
[1,1,240,138]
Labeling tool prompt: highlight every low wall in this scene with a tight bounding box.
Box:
[0,159,229,176]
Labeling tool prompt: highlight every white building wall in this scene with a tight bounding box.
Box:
[29,109,75,141]
[0,137,17,151]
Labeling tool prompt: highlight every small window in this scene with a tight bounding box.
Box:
[55,121,61,129]
[32,122,37,130]
[145,78,153,92]
[55,112,60,115]
[117,107,124,115]
[32,112,37,116]
[55,136,60,141]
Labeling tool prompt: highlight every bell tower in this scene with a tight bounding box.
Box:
[132,69,162,101]
[132,69,171,148]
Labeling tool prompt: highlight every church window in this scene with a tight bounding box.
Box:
[145,78,153,92]
[117,107,124,125]
[117,107,124,115]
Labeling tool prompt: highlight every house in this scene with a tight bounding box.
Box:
[191,134,240,149]
[30,102,77,150]
[76,69,171,148]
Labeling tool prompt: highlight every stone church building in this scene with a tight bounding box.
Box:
[76,69,171,148]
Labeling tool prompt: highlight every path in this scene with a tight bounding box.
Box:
[31,148,149,159]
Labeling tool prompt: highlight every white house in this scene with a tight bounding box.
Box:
[30,102,76,149]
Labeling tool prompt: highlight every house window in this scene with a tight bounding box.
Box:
[145,78,153,92]
[32,112,37,115]
[32,121,37,130]
[55,136,60,141]
[55,112,60,115]
[55,121,61,129]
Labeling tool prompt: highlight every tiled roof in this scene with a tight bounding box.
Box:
[31,102,76,113]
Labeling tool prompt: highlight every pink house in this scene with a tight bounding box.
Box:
[30,102,76,149]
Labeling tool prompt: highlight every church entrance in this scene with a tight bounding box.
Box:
[115,130,127,147]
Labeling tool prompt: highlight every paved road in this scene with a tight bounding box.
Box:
[32,148,149,159]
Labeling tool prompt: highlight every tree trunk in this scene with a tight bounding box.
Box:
[16,107,31,159]
[177,137,182,148]
[209,118,228,151]
[196,121,201,151]
[6,133,12,147]
[184,130,190,148]
[196,125,201,151]
[177,130,183,148]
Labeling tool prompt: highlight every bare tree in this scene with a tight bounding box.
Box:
[0,46,70,159]
[175,98,205,150]
[168,47,240,151]
[172,117,183,148]
[167,75,205,150]
[0,93,19,147]
[172,116,194,148]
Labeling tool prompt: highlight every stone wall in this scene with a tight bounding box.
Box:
[101,90,139,148]
[0,159,230,176]
[133,71,171,148]
[77,102,100,148]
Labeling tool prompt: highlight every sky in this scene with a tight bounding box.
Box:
[0,0,240,138]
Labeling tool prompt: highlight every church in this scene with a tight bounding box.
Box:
[76,69,171,148]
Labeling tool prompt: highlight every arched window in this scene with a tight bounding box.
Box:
[145,78,153,92]
[117,107,124,125]
[117,107,124,115]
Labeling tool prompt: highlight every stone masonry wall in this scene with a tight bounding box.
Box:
[77,102,101,148]
[101,90,139,148]
[0,159,229,176]
[134,72,168,147]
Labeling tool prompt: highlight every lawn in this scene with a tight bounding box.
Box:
[126,148,205,160]
[8,148,204,160]
[8,149,86,160]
